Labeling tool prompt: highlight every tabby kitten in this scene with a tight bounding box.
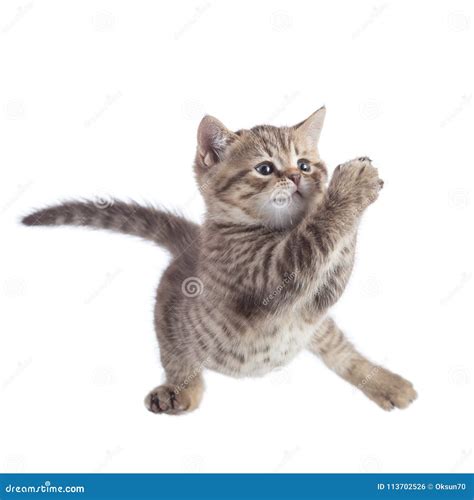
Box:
[22,107,417,414]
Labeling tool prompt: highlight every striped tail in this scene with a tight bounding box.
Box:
[21,199,199,256]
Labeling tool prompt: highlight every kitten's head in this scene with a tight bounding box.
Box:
[194,107,327,229]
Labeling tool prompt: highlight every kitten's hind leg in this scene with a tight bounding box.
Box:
[308,317,417,411]
[145,356,205,415]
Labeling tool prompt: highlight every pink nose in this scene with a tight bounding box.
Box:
[288,173,301,186]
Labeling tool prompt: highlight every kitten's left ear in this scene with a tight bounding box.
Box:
[197,115,237,168]
[294,106,326,148]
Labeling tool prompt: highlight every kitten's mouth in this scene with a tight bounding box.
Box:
[290,188,304,202]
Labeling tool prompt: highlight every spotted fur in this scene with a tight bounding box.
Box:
[22,108,416,414]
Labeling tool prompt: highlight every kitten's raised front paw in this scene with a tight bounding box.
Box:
[359,366,418,411]
[329,157,383,210]
[145,384,192,415]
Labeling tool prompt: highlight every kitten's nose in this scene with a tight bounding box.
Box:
[287,173,301,186]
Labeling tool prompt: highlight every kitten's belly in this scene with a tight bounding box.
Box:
[208,316,323,378]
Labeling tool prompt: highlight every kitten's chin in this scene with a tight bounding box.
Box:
[262,200,307,229]
[263,189,326,229]
[206,195,311,230]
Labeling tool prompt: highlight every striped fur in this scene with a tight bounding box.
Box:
[22,200,198,256]
[22,108,416,414]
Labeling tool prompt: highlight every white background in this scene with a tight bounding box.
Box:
[0,0,473,473]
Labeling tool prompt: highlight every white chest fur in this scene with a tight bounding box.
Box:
[214,315,323,378]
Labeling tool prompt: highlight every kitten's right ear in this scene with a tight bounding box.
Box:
[197,115,236,168]
[294,106,326,149]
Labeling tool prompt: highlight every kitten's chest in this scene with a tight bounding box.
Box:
[214,315,322,378]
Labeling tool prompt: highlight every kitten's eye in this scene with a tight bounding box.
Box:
[297,159,311,172]
[255,163,274,176]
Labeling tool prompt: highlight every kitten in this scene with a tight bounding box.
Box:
[22,107,417,414]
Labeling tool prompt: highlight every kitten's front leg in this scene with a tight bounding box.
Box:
[144,346,205,415]
[308,317,417,410]
[246,158,382,310]
[329,156,383,208]
[270,158,382,294]
[310,156,383,246]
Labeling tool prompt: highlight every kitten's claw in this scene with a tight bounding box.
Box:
[145,385,190,415]
[329,156,383,209]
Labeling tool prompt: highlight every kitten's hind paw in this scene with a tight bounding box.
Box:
[360,367,418,411]
[145,382,203,415]
[145,385,189,415]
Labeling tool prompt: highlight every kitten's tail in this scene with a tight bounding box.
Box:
[21,199,199,256]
